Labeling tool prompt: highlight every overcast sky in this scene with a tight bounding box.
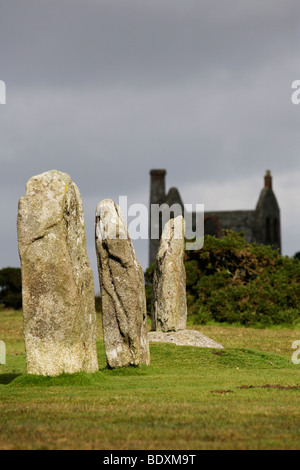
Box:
[0,0,299,289]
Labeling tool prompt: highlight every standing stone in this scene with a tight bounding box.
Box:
[152,216,187,332]
[95,199,150,368]
[17,170,98,376]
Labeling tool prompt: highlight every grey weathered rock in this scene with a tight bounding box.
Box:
[148,329,223,349]
[17,170,99,376]
[152,216,187,332]
[95,199,150,368]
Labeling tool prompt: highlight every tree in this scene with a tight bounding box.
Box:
[0,267,22,310]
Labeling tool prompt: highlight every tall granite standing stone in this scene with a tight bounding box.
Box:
[17,170,99,376]
[95,199,150,368]
[152,216,187,332]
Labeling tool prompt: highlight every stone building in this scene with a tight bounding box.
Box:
[149,169,281,266]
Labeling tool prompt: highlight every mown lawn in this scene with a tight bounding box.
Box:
[0,309,300,450]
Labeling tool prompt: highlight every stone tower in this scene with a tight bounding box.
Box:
[149,170,166,266]
[255,170,281,251]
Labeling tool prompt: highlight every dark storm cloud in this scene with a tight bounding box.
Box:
[1,0,299,88]
[0,0,300,272]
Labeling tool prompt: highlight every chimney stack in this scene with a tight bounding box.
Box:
[264,170,272,189]
[149,169,166,266]
[150,169,166,205]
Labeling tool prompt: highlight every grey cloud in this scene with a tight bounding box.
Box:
[1,0,299,88]
[1,0,300,273]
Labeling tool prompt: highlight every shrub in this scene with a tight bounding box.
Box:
[95,295,102,313]
[185,231,300,326]
[0,267,22,310]
[145,230,300,326]
[145,263,155,317]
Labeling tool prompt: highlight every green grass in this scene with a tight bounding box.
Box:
[0,309,300,450]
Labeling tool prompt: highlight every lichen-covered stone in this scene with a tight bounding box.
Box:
[17,170,98,376]
[152,216,187,332]
[95,199,150,368]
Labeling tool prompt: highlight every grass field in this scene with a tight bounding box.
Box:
[0,309,300,450]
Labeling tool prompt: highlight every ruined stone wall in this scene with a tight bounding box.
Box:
[204,210,257,243]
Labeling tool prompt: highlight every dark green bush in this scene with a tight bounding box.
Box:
[146,230,300,327]
[185,230,300,326]
[145,263,155,317]
[95,295,102,313]
[0,267,22,310]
